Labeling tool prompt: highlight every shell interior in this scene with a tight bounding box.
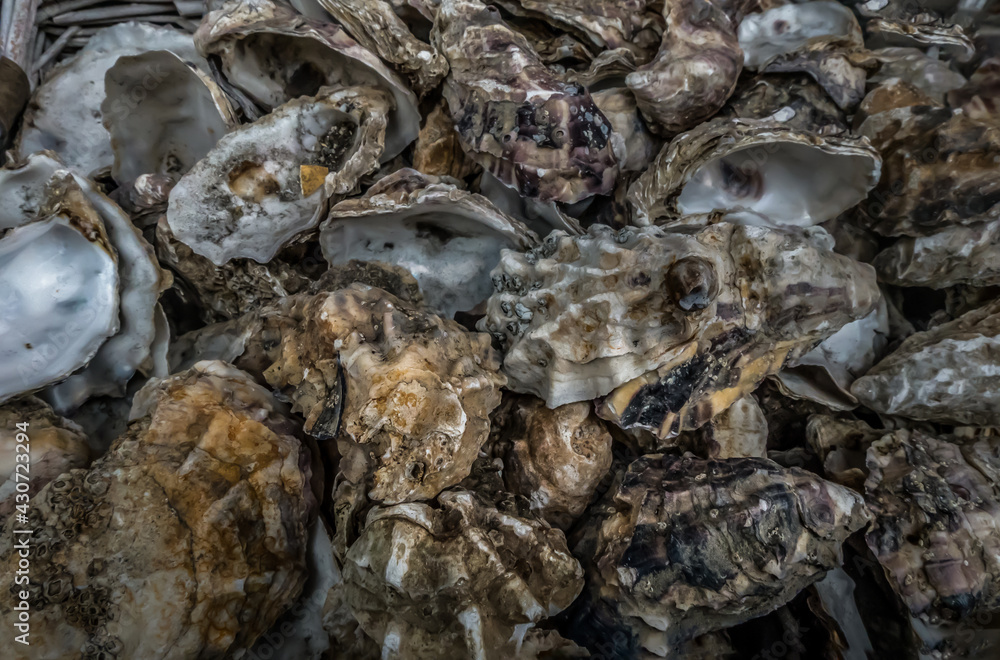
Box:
[0,216,119,403]
[739,1,859,69]
[676,141,877,227]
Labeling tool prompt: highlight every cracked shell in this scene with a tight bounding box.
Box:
[481,223,880,438]
[0,361,315,659]
[851,298,1000,426]
[233,285,506,503]
[343,489,584,660]
[320,168,538,318]
[563,454,870,655]
[625,0,743,136]
[102,49,238,187]
[0,397,90,525]
[15,23,203,177]
[196,0,419,159]
[166,86,389,266]
[865,430,1000,623]
[629,117,881,229]
[433,0,619,204]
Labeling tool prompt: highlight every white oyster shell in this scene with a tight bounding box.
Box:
[775,297,889,410]
[196,0,419,159]
[739,1,863,69]
[0,152,168,411]
[319,168,538,318]
[167,86,390,266]
[629,118,882,229]
[15,22,203,177]
[102,50,238,186]
[0,188,119,404]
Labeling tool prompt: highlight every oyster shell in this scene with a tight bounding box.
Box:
[857,104,1000,236]
[873,219,1000,288]
[625,0,743,136]
[15,23,203,177]
[774,298,889,410]
[0,361,315,659]
[489,0,653,52]
[494,395,613,529]
[312,0,449,94]
[0,397,90,525]
[233,285,506,503]
[319,168,537,318]
[949,56,1000,125]
[806,414,884,490]
[343,489,584,659]
[481,223,880,438]
[102,49,238,186]
[591,87,661,172]
[433,0,619,204]
[0,177,120,405]
[564,454,870,654]
[688,394,768,458]
[629,118,882,229]
[0,153,169,412]
[196,0,419,159]
[166,86,389,266]
[412,98,480,180]
[865,429,1000,624]
[869,47,966,102]
[738,1,867,110]
[851,298,1000,426]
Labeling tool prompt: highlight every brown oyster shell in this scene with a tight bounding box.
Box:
[873,219,1000,289]
[0,397,90,525]
[629,117,881,229]
[235,285,506,504]
[721,74,848,133]
[858,104,1000,236]
[806,414,886,491]
[851,299,1000,426]
[625,0,744,136]
[0,361,315,659]
[489,0,654,52]
[433,0,619,204]
[949,57,1000,125]
[412,97,481,180]
[865,430,1000,626]
[591,87,662,172]
[494,395,613,530]
[564,454,870,655]
[481,223,880,439]
[343,489,584,659]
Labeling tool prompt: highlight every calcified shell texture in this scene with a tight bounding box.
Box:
[3,0,1000,658]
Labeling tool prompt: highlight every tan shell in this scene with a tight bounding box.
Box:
[343,489,584,659]
[0,361,315,659]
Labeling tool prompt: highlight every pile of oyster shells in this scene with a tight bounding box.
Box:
[2,0,1000,657]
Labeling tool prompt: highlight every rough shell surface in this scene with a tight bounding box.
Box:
[873,219,1000,289]
[235,285,506,503]
[343,489,584,659]
[865,430,1000,623]
[481,223,880,438]
[0,397,90,525]
[433,0,619,204]
[564,454,870,654]
[851,299,1000,426]
[495,395,613,530]
[625,0,743,136]
[0,361,315,659]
